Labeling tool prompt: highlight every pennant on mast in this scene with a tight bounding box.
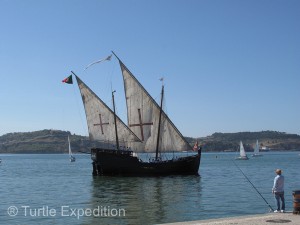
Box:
[84,54,112,71]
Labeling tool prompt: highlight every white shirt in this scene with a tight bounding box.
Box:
[272,175,284,193]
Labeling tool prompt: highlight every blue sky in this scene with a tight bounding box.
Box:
[0,0,299,138]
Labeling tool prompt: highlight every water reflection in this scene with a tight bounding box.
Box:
[84,175,202,225]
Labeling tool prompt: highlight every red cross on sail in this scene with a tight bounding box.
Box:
[94,114,109,134]
[129,108,153,141]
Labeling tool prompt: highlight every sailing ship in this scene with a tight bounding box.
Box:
[235,141,249,160]
[72,52,201,176]
[252,140,262,157]
[68,136,76,162]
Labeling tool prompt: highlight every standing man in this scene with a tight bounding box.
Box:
[272,169,285,213]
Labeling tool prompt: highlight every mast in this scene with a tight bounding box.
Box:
[155,85,164,160]
[112,90,120,150]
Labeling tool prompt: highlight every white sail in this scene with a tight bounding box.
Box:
[253,140,259,154]
[68,135,75,162]
[75,75,141,144]
[118,61,192,152]
[68,135,72,156]
[239,141,247,157]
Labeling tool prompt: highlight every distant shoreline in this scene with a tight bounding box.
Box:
[1,149,299,154]
[1,129,300,154]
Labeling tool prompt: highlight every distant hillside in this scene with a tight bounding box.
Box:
[193,131,300,152]
[0,129,100,153]
[0,130,299,153]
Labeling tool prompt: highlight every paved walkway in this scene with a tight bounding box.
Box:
[161,212,300,225]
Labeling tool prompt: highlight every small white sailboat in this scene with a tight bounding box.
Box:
[252,140,263,157]
[235,141,249,160]
[68,136,76,162]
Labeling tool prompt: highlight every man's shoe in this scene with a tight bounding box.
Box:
[274,210,279,213]
[280,210,285,213]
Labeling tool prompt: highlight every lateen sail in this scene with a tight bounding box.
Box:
[75,75,141,144]
[118,60,192,152]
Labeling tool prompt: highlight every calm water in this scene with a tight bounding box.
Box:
[0,152,299,225]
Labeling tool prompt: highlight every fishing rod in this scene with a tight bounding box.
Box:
[232,160,274,212]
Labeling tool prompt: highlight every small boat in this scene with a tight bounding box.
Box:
[252,140,263,157]
[235,141,249,160]
[70,52,201,176]
[68,136,76,162]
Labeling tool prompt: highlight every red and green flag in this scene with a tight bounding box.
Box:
[62,75,73,84]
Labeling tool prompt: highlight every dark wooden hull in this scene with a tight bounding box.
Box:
[91,148,201,176]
